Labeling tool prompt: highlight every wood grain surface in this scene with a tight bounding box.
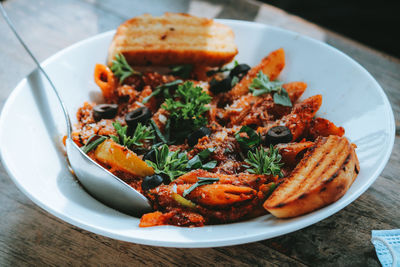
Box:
[0,0,399,266]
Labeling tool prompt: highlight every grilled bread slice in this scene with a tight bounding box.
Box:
[264,135,360,218]
[107,13,238,67]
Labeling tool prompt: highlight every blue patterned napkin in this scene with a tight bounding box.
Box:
[371,230,400,266]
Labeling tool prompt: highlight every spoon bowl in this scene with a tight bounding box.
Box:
[1,3,152,217]
[66,139,152,217]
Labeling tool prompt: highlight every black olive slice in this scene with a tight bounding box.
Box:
[209,77,232,94]
[265,126,293,145]
[229,64,251,80]
[187,127,211,147]
[93,104,118,121]
[160,173,171,185]
[125,107,152,128]
[142,149,156,162]
[141,174,164,191]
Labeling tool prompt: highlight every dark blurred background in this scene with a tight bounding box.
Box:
[260,0,400,58]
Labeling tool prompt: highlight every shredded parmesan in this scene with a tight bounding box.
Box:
[159,114,167,124]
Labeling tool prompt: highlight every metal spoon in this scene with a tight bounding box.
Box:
[0,3,152,217]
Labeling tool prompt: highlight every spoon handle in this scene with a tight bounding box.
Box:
[0,3,72,137]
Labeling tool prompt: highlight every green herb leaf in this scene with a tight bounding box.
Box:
[249,71,292,107]
[142,79,183,104]
[149,119,168,144]
[162,81,211,141]
[110,135,119,143]
[110,54,141,84]
[145,144,188,181]
[82,135,107,154]
[249,71,282,95]
[273,88,292,107]
[244,145,283,176]
[182,177,220,197]
[169,64,193,78]
[231,76,239,87]
[266,182,277,198]
[198,147,215,160]
[171,193,196,208]
[186,148,217,171]
[201,160,217,170]
[187,155,203,169]
[111,121,154,148]
[235,126,261,151]
[206,66,232,77]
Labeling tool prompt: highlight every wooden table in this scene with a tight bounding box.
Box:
[1,0,399,265]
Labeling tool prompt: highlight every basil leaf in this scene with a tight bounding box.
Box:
[249,71,292,107]
[251,88,269,97]
[187,155,202,169]
[273,88,292,107]
[201,161,217,170]
[198,147,216,160]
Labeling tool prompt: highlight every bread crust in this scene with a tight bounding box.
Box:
[264,135,360,218]
[107,13,238,67]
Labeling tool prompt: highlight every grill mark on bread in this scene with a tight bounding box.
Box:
[266,137,328,206]
[284,136,346,203]
[266,135,353,207]
[315,138,349,182]
[355,165,360,174]
[312,137,351,188]
[343,153,351,165]
[264,135,359,218]
[276,203,286,208]
[326,171,339,183]
[108,13,238,66]
[299,193,307,199]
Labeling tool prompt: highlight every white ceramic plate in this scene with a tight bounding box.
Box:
[0,20,395,248]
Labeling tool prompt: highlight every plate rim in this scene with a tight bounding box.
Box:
[0,19,395,248]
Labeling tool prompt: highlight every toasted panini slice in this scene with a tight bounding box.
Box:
[107,13,238,67]
[264,135,360,218]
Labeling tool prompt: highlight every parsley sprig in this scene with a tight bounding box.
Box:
[110,54,141,84]
[163,81,211,141]
[183,177,220,197]
[249,71,292,107]
[244,145,283,177]
[145,144,188,181]
[110,121,154,148]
